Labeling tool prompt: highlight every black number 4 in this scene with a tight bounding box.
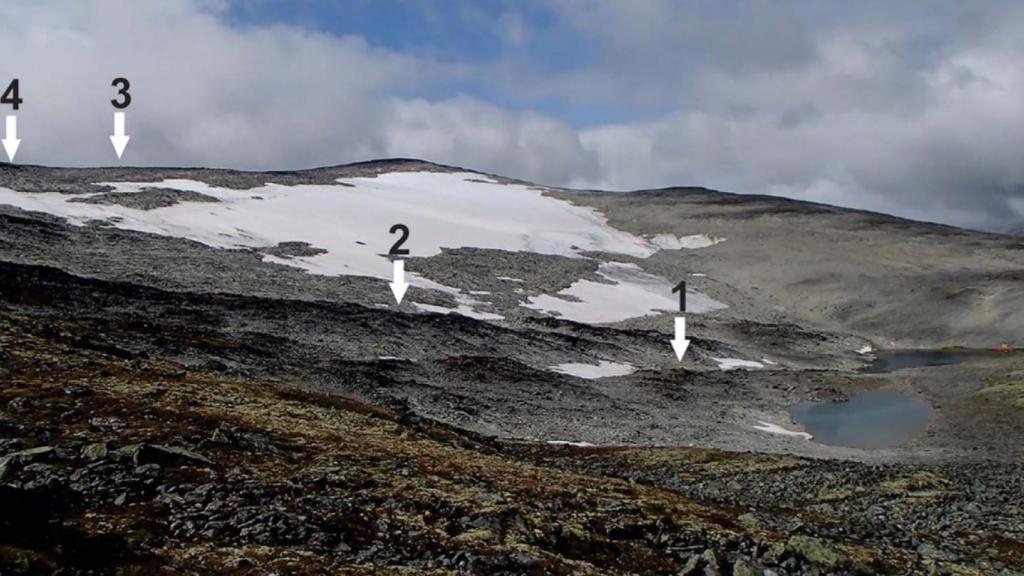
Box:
[111,77,131,109]
[389,224,410,256]
[1,79,22,110]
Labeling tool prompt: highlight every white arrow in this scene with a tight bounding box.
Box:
[389,259,409,304]
[2,115,20,162]
[110,111,130,159]
[671,316,691,361]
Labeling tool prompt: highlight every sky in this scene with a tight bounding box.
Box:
[1,0,1023,232]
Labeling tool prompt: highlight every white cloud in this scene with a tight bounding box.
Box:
[0,1,595,186]
[0,1,449,169]
[382,97,596,185]
[555,2,1024,231]
[0,0,1022,232]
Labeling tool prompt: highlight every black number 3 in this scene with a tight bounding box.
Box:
[111,77,131,109]
[389,224,410,256]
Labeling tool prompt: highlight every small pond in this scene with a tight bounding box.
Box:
[864,350,964,373]
[864,348,1020,373]
[789,390,933,449]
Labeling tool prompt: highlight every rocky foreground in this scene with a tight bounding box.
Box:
[1,309,1021,575]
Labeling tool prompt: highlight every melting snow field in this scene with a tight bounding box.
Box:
[753,421,813,440]
[525,262,726,324]
[550,360,637,379]
[0,171,729,324]
[0,172,652,279]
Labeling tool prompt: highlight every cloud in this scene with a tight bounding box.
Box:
[383,97,597,185]
[0,1,445,169]
[0,0,1022,232]
[0,1,592,184]
[551,1,1024,231]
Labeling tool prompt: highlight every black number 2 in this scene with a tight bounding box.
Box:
[1,79,22,110]
[389,224,410,256]
[111,77,131,109]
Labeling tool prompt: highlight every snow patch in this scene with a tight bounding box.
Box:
[0,172,726,325]
[712,357,764,371]
[525,262,726,324]
[856,345,874,355]
[648,233,725,250]
[754,421,813,440]
[546,440,596,448]
[413,302,505,321]
[550,360,636,379]
[0,172,654,280]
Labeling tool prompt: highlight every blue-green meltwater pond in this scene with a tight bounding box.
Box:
[789,390,933,449]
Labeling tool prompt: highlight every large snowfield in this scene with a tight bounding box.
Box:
[0,171,727,324]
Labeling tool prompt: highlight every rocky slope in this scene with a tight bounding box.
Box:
[1,310,1021,575]
[0,159,1022,574]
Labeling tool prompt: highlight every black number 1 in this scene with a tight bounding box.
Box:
[672,280,686,312]
[1,79,22,110]
[111,77,131,109]
[389,224,410,256]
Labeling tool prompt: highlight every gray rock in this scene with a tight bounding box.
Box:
[738,512,760,530]
[68,188,220,210]
[787,535,845,570]
[62,384,93,397]
[1,446,54,467]
[702,549,722,576]
[678,554,701,575]
[22,463,58,474]
[761,542,787,565]
[6,397,41,411]
[89,417,126,430]
[81,442,109,461]
[134,463,163,477]
[732,559,758,576]
[917,542,959,562]
[133,444,215,468]
[109,444,142,461]
[261,241,328,258]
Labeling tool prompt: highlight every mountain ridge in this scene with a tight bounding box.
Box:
[0,158,1004,237]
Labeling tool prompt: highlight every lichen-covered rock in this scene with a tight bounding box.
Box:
[787,535,845,570]
[81,442,109,461]
[701,548,722,576]
[0,446,54,467]
[732,558,758,576]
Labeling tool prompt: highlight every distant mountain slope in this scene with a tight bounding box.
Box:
[553,185,1024,348]
[1,158,1019,349]
[0,159,1021,464]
